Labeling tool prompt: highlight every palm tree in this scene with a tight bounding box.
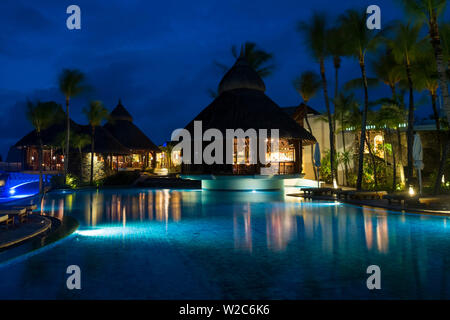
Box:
[83,101,109,185]
[375,104,406,190]
[71,132,91,175]
[58,69,87,183]
[398,1,450,193]
[333,92,359,185]
[339,9,381,190]
[397,0,450,126]
[293,71,322,179]
[292,71,322,133]
[440,22,450,65]
[386,22,427,184]
[298,12,337,186]
[371,51,404,98]
[414,53,441,132]
[326,25,347,98]
[26,101,63,193]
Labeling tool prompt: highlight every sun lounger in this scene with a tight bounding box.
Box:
[338,190,387,200]
[12,204,37,215]
[0,214,14,227]
[0,207,27,224]
[302,188,341,197]
[383,193,419,206]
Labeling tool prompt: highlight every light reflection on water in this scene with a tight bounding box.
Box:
[4,187,446,299]
[38,188,446,256]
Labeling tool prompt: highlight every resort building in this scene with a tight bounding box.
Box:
[104,100,160,170]
[285,103,443,187]
[178,51,316,190]
[6,101,160,182]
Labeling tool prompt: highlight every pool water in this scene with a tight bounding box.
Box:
[0,188,449,299]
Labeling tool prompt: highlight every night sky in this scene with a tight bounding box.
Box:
[0,0,449,160]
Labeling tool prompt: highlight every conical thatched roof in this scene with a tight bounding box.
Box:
[14,118,129,154]
[110,99,133,122]
[104,100,160,152]
[218,52,266,95]
[183,56,316,144]
[78,125,130,154]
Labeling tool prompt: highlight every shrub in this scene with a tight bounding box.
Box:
[101,171,140,186]
[50,174,80,189]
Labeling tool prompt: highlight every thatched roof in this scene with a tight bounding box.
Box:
[110,99,133,122]
[14,118,130,155]
[77,125,130,154]
[14,119,76,148]
[218,54,266,95]
[104,100,160,152]
[183,56,316,144]
[282,104,321,117]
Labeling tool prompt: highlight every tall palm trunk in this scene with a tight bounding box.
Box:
[341,112,348,186]
[320,58,336,186]
[38,131,43,194]
[397,127,404,184]
[356,58,369,190]
[365,132,378,189]
[64,97,70,183]
[90,126,95,185]
[334,56,340,98]
[435,132,450,194]
[405,63,415,184]
[304,112,317,180]
[430,14,450,126]
[388,129,397,190]
[430,91,442,158]
[333,56,341,185]
[429,15,450,193]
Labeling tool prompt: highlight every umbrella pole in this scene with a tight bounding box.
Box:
[418,168,422,196]
[317,167,320,188]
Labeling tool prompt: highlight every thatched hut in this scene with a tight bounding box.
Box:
[178,51,316,190]
[104,100,160,169]
[7,100,159,181]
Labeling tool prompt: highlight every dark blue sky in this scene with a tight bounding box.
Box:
[0,0,448,160]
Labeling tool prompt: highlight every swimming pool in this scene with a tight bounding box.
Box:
[0,188,449,299]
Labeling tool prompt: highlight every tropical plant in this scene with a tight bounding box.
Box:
[440,22,450,65]
[293,70,322,179]
[397,0,450,124]
[339,8,382,190]
[397,0,450,194]
[326,25,347,98]
[373,93,408,188]
[26,101,63,193]
[371,50,404,98]
[83,101,109,185]
[58,69,87,183]
[333,92,359,185]
[386,22,428,184]
[374,104,405,189]
[71,132,91,154]
[298,12,337,186]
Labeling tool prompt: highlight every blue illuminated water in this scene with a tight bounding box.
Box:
[0,188,449,299]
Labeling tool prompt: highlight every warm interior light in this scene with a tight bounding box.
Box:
[408,186,415,196]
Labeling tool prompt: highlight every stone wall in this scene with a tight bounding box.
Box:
[81,153,107,182]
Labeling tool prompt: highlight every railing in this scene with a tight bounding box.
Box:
[233,162,297,175]
[0,162,22,172]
